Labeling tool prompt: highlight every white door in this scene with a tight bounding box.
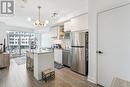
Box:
[97,3,130,87]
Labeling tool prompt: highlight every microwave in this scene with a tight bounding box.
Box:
[64,31,71,39]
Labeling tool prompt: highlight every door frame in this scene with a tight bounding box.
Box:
[96,2,130,85]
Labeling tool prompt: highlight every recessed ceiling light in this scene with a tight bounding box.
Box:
[27,17,31,22]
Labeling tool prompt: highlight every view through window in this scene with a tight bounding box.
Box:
[7,31,35,58]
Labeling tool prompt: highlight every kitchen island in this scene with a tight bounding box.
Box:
[26,50,54,80]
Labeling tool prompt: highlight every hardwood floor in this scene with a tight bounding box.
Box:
[0,59,98,87]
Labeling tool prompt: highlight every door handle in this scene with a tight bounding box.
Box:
[96,51,103,54]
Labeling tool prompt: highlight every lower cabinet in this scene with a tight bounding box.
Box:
[54,49,71,66]
[54,49,62,64]
[0,53,10,68]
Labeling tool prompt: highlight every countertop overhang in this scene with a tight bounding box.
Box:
[26,50,54,54]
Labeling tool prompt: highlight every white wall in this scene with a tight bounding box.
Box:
[0,22,34,46]
[33,27,55,49]
[41,33,53,48]
[88,0,130,83]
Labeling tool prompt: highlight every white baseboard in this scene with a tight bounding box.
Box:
[87,75,97,84]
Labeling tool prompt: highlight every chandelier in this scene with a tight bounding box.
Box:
[33,6,49,27]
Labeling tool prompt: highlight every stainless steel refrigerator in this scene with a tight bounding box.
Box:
[71,32,88,75]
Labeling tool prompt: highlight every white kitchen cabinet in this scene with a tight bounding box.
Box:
[54,49,62,64]
[71,14,88,31]
[50,26,64,40]
[64,21,71,31]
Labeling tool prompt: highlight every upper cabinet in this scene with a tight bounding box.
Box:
[64,14,88,31]
[50,25,64,40]
[64,21,71,32]
[71,14,88,31]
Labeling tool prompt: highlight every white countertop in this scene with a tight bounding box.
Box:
[27,50,53,54]
[34,50,53,54]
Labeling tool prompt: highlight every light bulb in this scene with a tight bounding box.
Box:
[27,17,31,22]
[45,20,49,24]
[36,20,40,24]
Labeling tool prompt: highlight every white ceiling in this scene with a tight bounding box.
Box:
[0,0,88,29]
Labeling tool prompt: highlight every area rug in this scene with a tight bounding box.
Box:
[14,57,26,65]
[54,62,64,69]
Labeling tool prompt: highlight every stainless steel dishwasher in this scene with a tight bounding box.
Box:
[62,50,71,67]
